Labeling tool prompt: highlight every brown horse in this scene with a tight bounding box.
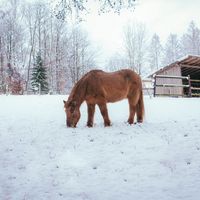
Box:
[63,69,144,127]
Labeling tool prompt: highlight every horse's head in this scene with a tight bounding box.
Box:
[63,100,80,128]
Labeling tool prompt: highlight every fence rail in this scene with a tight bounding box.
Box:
[153,74,196,97]
[156,84,189,88]
[154,75,189,80]
[190,79,200,83]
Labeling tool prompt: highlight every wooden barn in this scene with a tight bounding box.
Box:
[150,55,200,97]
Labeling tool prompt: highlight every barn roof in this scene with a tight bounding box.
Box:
[149,55,200,78]
[178,55,200,66]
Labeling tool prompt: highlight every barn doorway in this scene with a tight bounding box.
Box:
[181,66,200,97]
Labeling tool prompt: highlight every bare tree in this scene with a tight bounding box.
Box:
[23,3,38,91]
[0,10,6,93]
[0,0,24,93]
[53,18,66,93]
[106,52,127,71]
[66,26,96,85]
[2,0,23,66]
[162,34,182,66]
[148,33,163,71]
[54,0,136,20]
[123,22,148,74]
[181,21,200,56]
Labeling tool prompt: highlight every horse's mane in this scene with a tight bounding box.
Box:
[68,70,103,104]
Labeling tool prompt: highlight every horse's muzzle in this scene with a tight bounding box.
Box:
[67,121,76,128]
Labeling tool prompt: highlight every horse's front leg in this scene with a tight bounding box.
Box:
[128,98,136,125]
[98,103,111,127]
[87,103,95,127]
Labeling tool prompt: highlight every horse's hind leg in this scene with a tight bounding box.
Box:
[127,97,137,125]
[136,91,144,123]
[87,103,95,127]
[98,103,111,127]
[136,104,143,123]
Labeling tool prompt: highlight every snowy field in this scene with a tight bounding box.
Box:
[0,95,200,200]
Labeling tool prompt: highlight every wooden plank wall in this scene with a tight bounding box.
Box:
[156,65,183,96]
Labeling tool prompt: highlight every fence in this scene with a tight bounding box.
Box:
[142,79,154,97]
[153,75,200,97]
[190,79,200,97]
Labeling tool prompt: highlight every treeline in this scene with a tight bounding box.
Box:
[0,0,97,94]
[0,0,200,95]
[107,21,200,76]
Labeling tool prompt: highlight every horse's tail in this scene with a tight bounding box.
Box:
[136,89,145,123]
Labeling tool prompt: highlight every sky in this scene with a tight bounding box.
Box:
[82,0,200,64]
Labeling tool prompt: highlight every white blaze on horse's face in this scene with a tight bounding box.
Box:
[63,100,80,128]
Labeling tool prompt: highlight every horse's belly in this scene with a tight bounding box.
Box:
[85,93,126,104]
[86,84,129,104]
[106,93,127,103]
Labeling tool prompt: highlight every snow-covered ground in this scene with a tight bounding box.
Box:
[0,95,200,200]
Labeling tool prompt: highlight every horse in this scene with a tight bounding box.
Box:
[63,69,144,128]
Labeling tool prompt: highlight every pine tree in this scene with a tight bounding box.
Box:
[31,52,48,94]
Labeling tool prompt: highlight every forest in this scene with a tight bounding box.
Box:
[0,0,200,94]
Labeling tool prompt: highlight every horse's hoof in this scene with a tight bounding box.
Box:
[104,122,111,127]
[87,123,93,127]
[127,120,134,125]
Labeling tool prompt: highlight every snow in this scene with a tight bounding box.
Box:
[0,95,200,200]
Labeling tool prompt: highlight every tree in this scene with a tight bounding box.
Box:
[162,34,182,66]
[11,67,23,94]
[66,26,97,85]
[148,33,163,71]
[106,52,127,71]
[23,2,37,91]
[0,10,6,93]
[55,0,136,20]
[23,2,52,91]
[31,52,48,94]
[123,22,148,74]
[181,21,200,56]
[0,0,25,93]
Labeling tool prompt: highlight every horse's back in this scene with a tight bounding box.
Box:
[88,69,142,89]
[85,69,142,103]
[87,69,139,81]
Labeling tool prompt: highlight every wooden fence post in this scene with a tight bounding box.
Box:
[153,75,157,97]
[188,75,192,97]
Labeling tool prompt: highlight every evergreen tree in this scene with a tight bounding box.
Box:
[31,52,48,94]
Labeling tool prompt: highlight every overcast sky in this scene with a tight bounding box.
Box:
[83,0,200,64]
